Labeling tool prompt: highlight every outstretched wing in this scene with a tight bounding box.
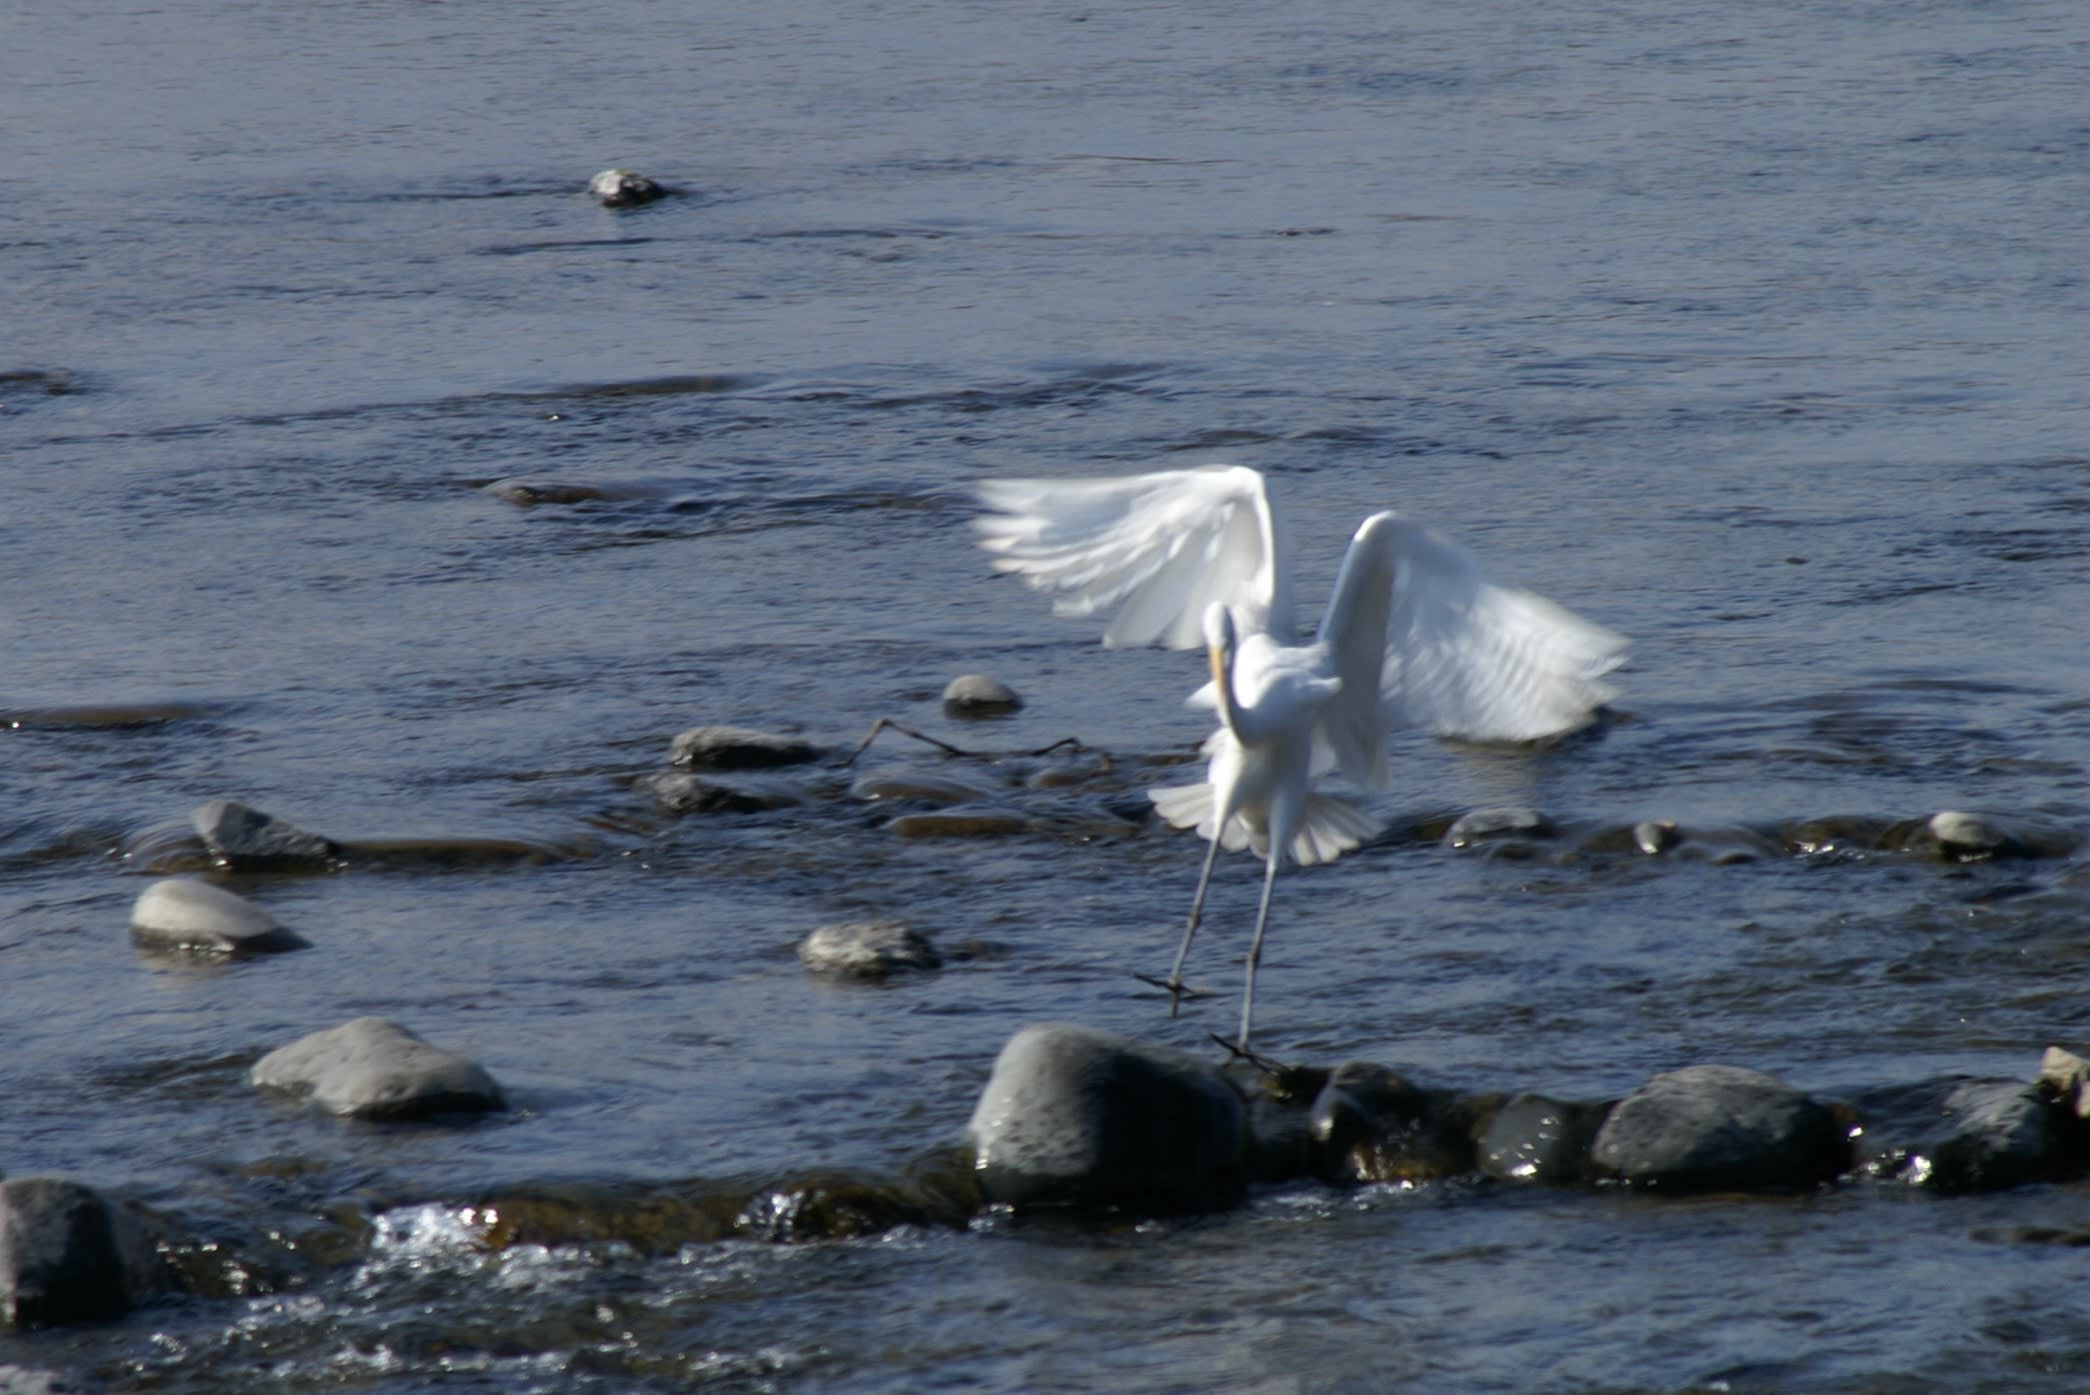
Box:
[1315,511,1627,778]
[973,465,1298,649]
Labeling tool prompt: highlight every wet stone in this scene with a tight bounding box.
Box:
[1444,807,1556,849]
[669,725,823,771]
[483,477,612,507]
[849,769,991,804]
[1852,1077,2078,1193]
[1308,1062,1475,1185]
[1478,1093,1607,1185]
[941,673,1023,716]
[1589,1065,1846,1192]
[885,809,1031,838]
[588,168,667,206]
[643,771,801,815]
[251,1017,507,1121]
[129,879,308,956]
[0,1178,163,1329]
[1893,809,2083,862]
[798,920,942,979]
[191,800,340,870]
[968,1023,1249,1212]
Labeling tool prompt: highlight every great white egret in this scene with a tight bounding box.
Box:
[974,465,1627,1053]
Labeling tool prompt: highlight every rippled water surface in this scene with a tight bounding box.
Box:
[5,0,2090,1390]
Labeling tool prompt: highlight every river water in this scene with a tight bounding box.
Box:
[5,0,2090,1389]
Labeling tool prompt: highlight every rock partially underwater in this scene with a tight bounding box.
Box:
[129,879,308,956]
[967,1023,1251,1212]
[251,1018,507,1121]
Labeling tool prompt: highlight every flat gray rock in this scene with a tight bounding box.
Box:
[1589,1065,1846,1191]
[251,1017,507,1121]
[798,920,942,978]
[967,1023,1248,1211]
[668,725,822,771]
[191,800,340,870]
[0,1177,161,1328]
[129,879,308,956]
[1444,807,1556,848]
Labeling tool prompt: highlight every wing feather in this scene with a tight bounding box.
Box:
[1317,512,1626,768]
[974,465,1297,648]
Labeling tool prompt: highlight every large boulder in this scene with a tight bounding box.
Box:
[0,1178,162,1328]
[251,1018,507,1121]
[967,1023,1249,1212]
[1589,1065,1847,1191]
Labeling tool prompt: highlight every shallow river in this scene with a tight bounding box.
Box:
[5,0,2090,1390]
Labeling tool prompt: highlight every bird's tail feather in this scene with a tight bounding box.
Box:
[1148,783,1378,867]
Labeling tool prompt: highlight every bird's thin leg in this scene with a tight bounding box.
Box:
[1149,833,1225,1016]
[1236,846,1282,1053]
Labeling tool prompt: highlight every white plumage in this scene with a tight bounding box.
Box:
[974,464,1626,1052]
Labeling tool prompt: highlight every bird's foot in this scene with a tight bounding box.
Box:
[1132,971,1207,1016]
[1208,1033,1288,1077]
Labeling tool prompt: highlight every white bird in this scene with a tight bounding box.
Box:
[974,465,1627,1054]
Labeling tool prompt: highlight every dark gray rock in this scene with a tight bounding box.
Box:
[1478,1093,1607,1184]
[967,1023,1249,1212]
[1589,1065,1846,1191]
[941,674,1023,716]
[129,879,309,956]
[798,920,942,978]
[1308,1061,1475,1184]
[0,1178,162,1328]
[252,1017,507,1121]
[849,769,991,804]
[588,168,667,206]
[1851,1077,2077,1193]
[191,800,340,870]
[643,770,801,815]
[669,725,822,771]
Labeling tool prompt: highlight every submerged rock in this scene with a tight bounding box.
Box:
[588,168,667,206]
[643,771,802,815]
[483,477,613,507]
[128,879,308,956]
[1589,1065,1846,1191]
[968,1023,1249,1212]
[0,1178,163,1328]
[941,674,1023,716]
[251,1017,507,1121]
[849,769,992,804]
[798,920,942,978]
[1478,1093,1608,1184]
[669,725,823,771]
[1889,810,2083,862]
[1443,807,1556,849]
[884,808,1031,838]
[192,800,340,871]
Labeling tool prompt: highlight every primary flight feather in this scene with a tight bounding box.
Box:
[974,464,1626,1052]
